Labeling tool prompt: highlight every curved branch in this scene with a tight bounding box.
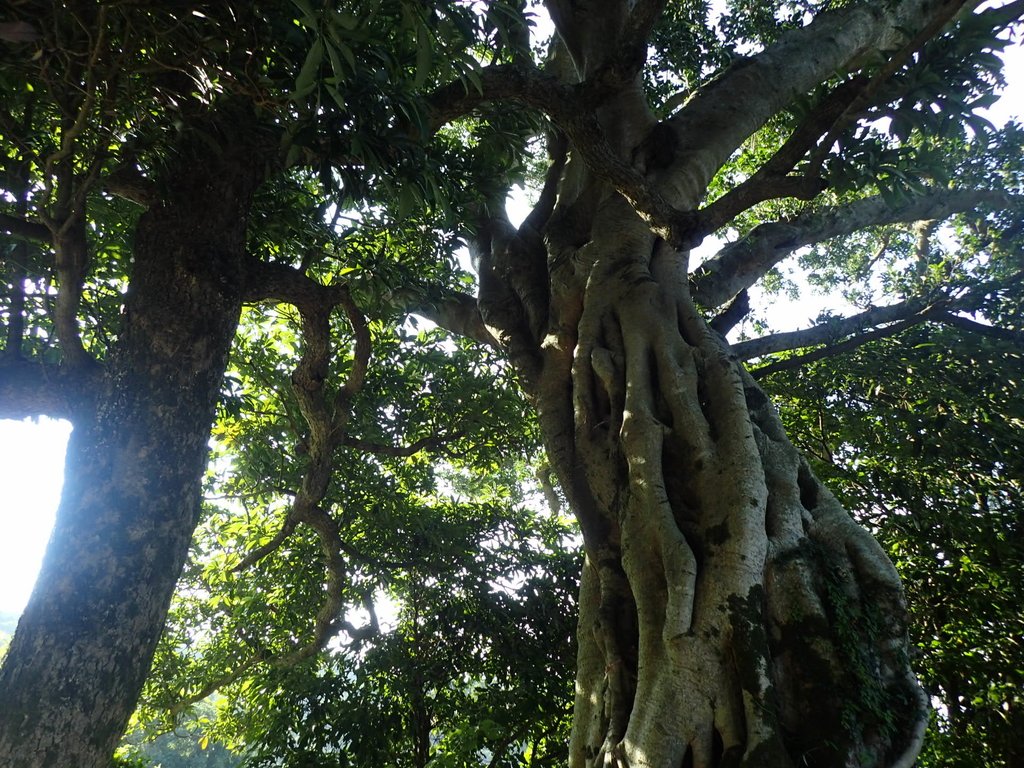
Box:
[692,188,1018,310]
[245,259,497,352]
[231,514,299,573]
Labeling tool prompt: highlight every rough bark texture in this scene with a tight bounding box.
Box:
[512,198,925,768]
[560,245,925,766]
[0,127,263,768]
[471,2,938,765]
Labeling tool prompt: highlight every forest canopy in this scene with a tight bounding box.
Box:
[0,1,1022,767]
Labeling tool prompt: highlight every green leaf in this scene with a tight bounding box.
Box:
[293,37,324,99]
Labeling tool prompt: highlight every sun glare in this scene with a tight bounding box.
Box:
[0,417,71,615]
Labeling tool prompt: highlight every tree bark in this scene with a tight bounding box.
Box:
[0,129,262,768]
[474,34,928,767]
[513,217,927,768]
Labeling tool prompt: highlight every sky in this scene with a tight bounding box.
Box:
[0,17,1022,619]
[0,416,71,614]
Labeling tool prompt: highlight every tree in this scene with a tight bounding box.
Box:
[1,1,1022,767]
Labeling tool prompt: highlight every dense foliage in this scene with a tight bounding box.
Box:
[1,1,1023,767]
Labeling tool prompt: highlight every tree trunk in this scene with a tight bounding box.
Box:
[478,82,928,768]
[0,132,262,768]
[513,195,927,768]
[551,244,925,768]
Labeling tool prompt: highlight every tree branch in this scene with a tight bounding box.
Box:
[332,287,370,430]
[231,514,299,573]
[411,291,498,348]
[663,0,979,207]
[591,0,668,88]
[425,62,701,246]
[696,76,870,230]
[748,316,923,379]
[341,431,465,458]
[242,259,348,310]
[806,0,984,175]
[935,311,1024,344]
[51,217,94,368]
[0,212,51,243]
[692,188,1017,310]
[709,289,750,336]
[737,289,1023,378]
[732,297,938,360]
[426,63,578,133]
[0,358,99,420]
[102,163,159,207]
[520,131,568,237]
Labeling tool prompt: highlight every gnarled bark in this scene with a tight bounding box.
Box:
[528,234,926,768]
[470,3,932,756]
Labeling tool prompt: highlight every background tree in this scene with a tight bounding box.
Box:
[1,1,1022,768]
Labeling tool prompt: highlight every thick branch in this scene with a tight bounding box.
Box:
[410,291,498,348]
[708,289,750,336]
[426,63,699,246]
[664,0,978,205]
[591,0,668,88]
[693,188,1018,309]
[426,63,579,133]
[0,359,98,420]
[245,259,496,350]
[243,260,348,310]
[0,212,51,243]
[51,218,93,368]
[732,298,937,360]
[102,163,159,207]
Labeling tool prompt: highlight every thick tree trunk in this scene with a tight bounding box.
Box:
[470,5,932,756]
[0,135,261,768]
[526,215,927,768]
